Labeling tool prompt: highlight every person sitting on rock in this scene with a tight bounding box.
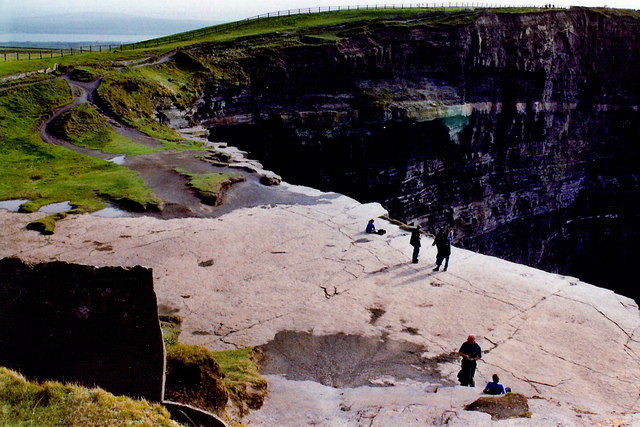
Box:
[366,219,386,235]
[483,374,510,395]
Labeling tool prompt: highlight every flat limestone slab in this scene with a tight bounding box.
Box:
[1,185,639,425]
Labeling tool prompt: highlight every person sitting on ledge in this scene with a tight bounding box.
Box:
[483,374,510,395]
[366,219,386,235]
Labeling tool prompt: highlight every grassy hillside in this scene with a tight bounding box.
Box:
[0,78,161,214]
[2,6,637,215]
[0,7,559,78]
[54,103,158,155]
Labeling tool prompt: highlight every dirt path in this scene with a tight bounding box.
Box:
[39,76,115,160]
[37,71,312,218]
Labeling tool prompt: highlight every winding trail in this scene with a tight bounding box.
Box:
[37,69,323,218]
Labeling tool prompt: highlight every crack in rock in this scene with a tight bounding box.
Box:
[321,285,346,299]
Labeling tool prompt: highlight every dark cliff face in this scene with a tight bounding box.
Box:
[192,8,640,302]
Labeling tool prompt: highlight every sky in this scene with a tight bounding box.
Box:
[1,0,638,23]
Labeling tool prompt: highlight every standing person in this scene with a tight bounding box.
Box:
[410,225,421,263]
[432,226,453,271]
[458,334,482,387]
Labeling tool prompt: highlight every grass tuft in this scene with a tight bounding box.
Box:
[0,367,181,427]
[174,168,245,206]
[26,212,67,235]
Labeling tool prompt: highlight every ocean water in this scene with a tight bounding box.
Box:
[0,33,159,47]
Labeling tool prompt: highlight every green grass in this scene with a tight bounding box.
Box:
[0,367,181,427]
[55,104,158,155]
[211,348,267,418]
[0,7,553,79]
[211,348,266,393]
[159,316,267,420]
[0,46,175,78]
[25,212,67,235]
[96,71,184,141]
[128,57,204,110]
[174,168,245,205]
[0,78,161,214]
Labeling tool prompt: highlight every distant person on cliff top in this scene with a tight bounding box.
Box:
[458,334,482,387]
[483,373,510,395]
[410,224,421,263]
[366,219,386,235]
[432,226,453,271]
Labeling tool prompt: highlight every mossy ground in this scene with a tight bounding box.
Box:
[160,315,267,423]
[96,72,183,142]
[465,393,531,420]
[0,367,181,427]
[174,168,245,205]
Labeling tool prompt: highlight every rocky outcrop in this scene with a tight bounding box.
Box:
[2,191,639,425]
[187,8,640,302]
[0,257,165,401]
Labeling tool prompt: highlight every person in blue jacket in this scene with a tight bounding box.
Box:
[366,219,386,235]
[483,374,510,395]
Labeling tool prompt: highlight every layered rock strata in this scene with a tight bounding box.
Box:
[187,8,640,301]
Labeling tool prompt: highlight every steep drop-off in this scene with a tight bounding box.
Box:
[182,8,640,301]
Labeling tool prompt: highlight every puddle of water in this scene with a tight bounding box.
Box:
[0,199,29,211]
[91,206,133,218]
[38,201,72,214]
[109,155,126,165]
[259,331,455,388]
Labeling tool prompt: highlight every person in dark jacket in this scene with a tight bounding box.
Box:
[410,225,421,263]
[432,226,453,271]
[458,334,482,387]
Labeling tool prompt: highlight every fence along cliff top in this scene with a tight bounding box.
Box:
[1,3,557,62]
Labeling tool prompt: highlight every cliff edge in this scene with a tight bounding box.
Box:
[1,183,638,426]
